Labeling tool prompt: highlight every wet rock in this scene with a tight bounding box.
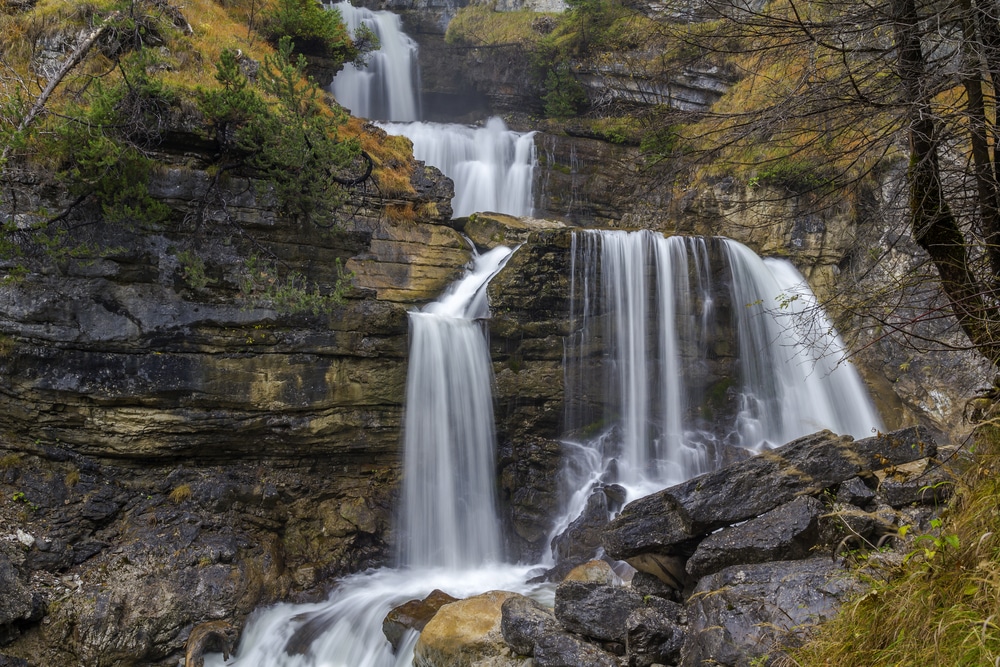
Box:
[685,495,824,578]
[605,427,937,559]
[383,589,459,652]
[500,594,559,656]
[878,463,954,507]
[184,621,238,667]
[414,590,529,667]
[836,476,876,508]
[626,604,685,667]
[554,581,645,643]
[682,558,863,667]
[630,571,679,602]
[551,486,620,566]
[533,631,619,667]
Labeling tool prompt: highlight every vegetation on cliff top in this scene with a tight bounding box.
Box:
[0,0,415,313]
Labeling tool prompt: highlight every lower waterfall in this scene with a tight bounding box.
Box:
[208,232,883,665]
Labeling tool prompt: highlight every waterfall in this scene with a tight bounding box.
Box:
[380,118,537,218]
[205,248,521,667]
[329,3,536,218]
[563,230,883,500]
[398,247,510,568]
[330,2,420,122]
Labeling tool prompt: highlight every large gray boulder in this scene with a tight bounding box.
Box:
[605,427,936,559]
[626,604,685,667]
[533,632,619,667]
[685,495,824,579]
[554,581,645,642]
[500,595,559,657]
[682,558,863,667]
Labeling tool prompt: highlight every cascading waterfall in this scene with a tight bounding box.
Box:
[205,248,533,667]
[563,229,883,503]
[379,119,536,218]
[329,2,536,217]
[330,2,420,121]
[398,247,509,568]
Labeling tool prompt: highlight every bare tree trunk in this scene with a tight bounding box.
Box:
[893,0,1000,365]
[0,13,118,165]
[960,0,1000,282]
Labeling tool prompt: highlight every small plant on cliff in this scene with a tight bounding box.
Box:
[168,484,193,504]
[258,0,357,61]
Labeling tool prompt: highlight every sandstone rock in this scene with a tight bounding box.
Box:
[455,213,566,250]
[414,590,529,667]
[563,559,618,584]
[685,495,824,579]
[384,589,459,651]
[604,426,937,559]
[682,559,863,667]
[500,594,558,656]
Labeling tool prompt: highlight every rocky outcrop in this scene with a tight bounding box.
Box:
[407,426,949,667]
[0,112,468,663]
[603,427,937,560]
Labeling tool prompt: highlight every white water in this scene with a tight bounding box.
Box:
[563,230,883,504]
[380,118,537,218]
[329,2,536,218]
[207,249,524,666]
[399,247,511,568]
[330,2,420,121]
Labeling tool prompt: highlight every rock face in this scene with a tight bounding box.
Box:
[0,117,465,664]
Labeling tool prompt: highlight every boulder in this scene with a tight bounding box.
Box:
[682,558,863,667]
[414,590,529,667]
[605,427,936,559]
[555,581,642,642]
[551,486,624,566]
[533,632,619,667]
[836,476,876,508]
[500,594,559,656]
[685,495,824,579]
[878,463,954,508]
[626,604,685,667]
[383,589,459,652]
[563,559,618,584]
[630,571,679,602]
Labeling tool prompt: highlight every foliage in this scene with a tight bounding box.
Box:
[200,36,361,228]
[258,0,357,61]
[541,61,588,118]
[239,255,352,315]
[444,5,551,47]
[792,421,1000,666]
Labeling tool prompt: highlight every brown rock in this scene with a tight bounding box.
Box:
[383,589,458,652]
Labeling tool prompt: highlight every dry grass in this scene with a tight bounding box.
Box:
[792,420,1000,666]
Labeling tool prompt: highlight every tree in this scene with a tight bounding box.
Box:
[628,0,1000,368]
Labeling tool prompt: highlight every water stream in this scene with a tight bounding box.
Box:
[208,7,885,665]
[332,2,536,218]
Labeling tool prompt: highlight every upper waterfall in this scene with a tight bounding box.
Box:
[329,2,536,218]
[330,1,420,121]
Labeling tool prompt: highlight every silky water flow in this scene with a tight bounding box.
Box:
[208,3,884,662]
[330,2,536,218]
